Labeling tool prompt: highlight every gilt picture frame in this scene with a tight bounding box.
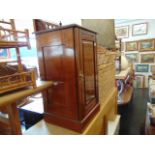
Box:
[150,65,155,73]
[125,53,139,64]
[135,64,149,73]
[139,39,155,51]
[141,54,155,63]
[126,41,138,51]
[115,26,129,39]
[132,23,148,36]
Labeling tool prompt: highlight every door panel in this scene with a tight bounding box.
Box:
[43,45,64,81]
[82,40,97,114]
[42,45,77,119]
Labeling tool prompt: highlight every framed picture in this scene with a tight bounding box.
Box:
[132,23,148,36]
[139,39,155,51]
[115,26,129,39]
[150,65,155,73]
[125,53,139,63]
[135,64,149,73]
[141,54,155,63]
[126,41,138,51]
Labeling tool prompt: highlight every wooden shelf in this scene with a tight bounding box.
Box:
[118,86,133,105]
[0,40,29,49]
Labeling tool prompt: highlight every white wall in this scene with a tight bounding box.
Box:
[115,19,155,42]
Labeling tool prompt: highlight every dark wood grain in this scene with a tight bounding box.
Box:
[36,24,99,132]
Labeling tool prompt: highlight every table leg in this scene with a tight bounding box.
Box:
[7,103,22,135]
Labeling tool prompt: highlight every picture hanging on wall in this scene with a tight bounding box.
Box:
[126,41,138,51]
[141,54,155,63]
[115,26,129,39]
[139,39,155,51]
[135,64,149,73]
[125,53,139,64]
[132,23,148,36]
[150,65,155,73]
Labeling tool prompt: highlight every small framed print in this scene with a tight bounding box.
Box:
[139,39,155,51]
[126,41,138,51]
[150,65,155,73]
[135,64,149,73]
[132,23,148,36]
[141,54,155,63]
[125,53,139,64]
[115,26,129,39]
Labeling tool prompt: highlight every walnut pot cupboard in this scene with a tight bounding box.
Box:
[35,24,99,132]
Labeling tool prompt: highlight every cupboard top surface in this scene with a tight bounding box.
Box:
[34,24,97,35]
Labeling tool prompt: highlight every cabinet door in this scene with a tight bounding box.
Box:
[82,40,98,114]
[42,45,77,119]
[42,45,65,113]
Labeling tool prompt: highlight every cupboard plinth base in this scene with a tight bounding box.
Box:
[44,104,100,132]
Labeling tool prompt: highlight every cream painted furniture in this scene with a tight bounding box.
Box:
[0,80,53,135]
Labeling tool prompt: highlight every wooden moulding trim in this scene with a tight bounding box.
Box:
[44,104,100,133]
[35,24,97,35]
